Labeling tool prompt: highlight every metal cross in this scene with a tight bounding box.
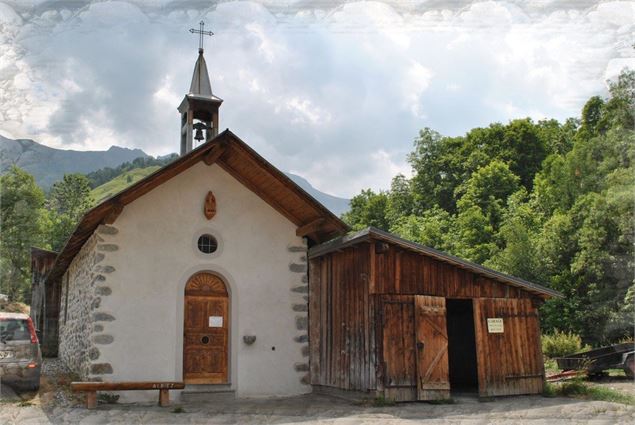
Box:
[189,21,214,53]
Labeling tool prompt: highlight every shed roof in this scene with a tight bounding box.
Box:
[309,227,562,299]
[45,129,349,284]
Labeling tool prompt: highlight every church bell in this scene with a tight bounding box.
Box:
[193,122,207,141]
[194,127,204,141]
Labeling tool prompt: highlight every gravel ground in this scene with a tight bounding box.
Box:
[1,359,634,424]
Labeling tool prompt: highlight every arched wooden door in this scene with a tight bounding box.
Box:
[183,272,229,384]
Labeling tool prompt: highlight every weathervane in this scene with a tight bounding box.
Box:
[189,21,214,53]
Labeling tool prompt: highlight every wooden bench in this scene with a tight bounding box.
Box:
[70,381,185,409]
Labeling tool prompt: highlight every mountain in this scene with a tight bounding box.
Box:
[0,135,149,189]
[1,136,350,216]
[285,173,350,217]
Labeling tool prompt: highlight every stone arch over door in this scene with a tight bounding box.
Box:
[183,272,229,384]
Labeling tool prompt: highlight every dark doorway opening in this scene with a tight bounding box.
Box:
[446,299,478,393]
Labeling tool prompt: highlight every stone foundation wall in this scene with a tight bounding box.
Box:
[288,238,310,385]
[58,225,118,380]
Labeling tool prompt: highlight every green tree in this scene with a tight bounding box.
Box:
[0,166,48,301]
[409,129,466,213]
[598,69,635,132]
[386,174,414,227]
[390,207,455,252]
[580,96,605,137]
[485,189,543,283]
[48,173,95,250]
[453,205,496,264]
[341,189,390,231]
[456,160,520,231]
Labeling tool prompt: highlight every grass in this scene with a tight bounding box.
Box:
[544,358,559,375]
[544,380,635,405]
[172,406,185,413]
[91,166,161,202]
[97,392,119,404]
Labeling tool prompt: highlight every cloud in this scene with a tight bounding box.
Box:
[0,0,633,197]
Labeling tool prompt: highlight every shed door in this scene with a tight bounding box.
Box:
[183,273,229,384]
[415,295,450,400]
[474,298,544,397]
[382,297,417,391]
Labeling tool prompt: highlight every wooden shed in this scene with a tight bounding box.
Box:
[308,227,561,401]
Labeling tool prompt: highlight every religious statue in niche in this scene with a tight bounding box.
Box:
[204,191,216,220]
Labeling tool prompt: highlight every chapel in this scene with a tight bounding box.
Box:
[31,35,560,403]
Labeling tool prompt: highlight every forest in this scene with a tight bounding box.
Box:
[1,71,632,347]
[343,70,634,346]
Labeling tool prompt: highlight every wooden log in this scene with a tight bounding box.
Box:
[159,389,169,407]
[71,382,185,391]
[86,391,97,409]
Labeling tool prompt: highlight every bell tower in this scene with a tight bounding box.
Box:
[178,21,223,155]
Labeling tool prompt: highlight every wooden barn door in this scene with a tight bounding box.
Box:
[381,296,417,401]
[414,295,450,400]
[474,298,544,397]
[381,295,450,401]
[183,273,229,384]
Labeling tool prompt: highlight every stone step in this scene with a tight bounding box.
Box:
[180,385,235,403]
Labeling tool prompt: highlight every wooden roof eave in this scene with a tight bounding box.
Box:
[45,130,348,284]
[223,131,349,236]
[308,227,563,300]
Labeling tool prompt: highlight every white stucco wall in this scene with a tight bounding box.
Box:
[88,161,309,400]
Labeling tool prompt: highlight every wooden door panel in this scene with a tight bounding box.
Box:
[415,295,450,400]
[474,298,544,397]
[382,299,416,388]
[185,299,207,330]
[183,273,229,384]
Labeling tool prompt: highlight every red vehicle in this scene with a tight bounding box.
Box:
[0,312,42,391]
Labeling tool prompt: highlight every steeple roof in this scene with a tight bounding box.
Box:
[189,50,214,97]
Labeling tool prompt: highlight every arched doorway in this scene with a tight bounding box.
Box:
[183,272,229,384]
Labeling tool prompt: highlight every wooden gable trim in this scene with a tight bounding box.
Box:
[102,203,123,225]
[45,130,348,284]
[203,143,226,166]
[226,134,348,235]
[296,218,325,237]
[216,159,304,227]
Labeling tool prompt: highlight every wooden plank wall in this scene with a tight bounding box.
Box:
[375,245,530,299]
[309,244,376,391]
[474,298,544,396]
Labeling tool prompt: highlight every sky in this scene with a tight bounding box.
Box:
[0,1,633,197]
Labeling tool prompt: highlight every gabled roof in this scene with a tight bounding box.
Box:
[309,227,562,299]
[45,130,349,283]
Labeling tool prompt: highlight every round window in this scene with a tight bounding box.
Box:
[197,234,218,254]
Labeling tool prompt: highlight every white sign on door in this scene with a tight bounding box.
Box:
[487,318,504,333]
[209,316,223,328]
